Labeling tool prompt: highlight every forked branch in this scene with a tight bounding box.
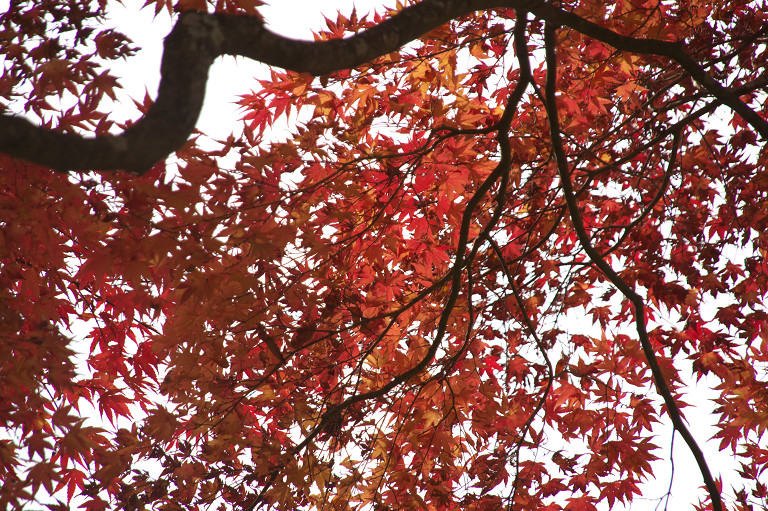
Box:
[0,0,764,173]
[541,22,723,511]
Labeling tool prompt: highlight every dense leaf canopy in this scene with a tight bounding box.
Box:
[1,0,767,510]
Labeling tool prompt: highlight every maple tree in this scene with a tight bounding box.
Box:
[1,0,768,509]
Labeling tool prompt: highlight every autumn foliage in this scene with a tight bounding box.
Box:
[1,0,768,510]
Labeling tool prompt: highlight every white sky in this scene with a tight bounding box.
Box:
[3,0,745,509]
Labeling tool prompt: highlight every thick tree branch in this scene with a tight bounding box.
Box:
[2,0,524,173]
[0,0,764,173]
[542,22,723,511]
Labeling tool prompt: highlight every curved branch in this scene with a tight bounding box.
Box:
[1,0,521,173]
[288,11,533,466]
[541,22,723,511]
[598,129,682,258]
[533,4,768,139]
[1,0,764,173]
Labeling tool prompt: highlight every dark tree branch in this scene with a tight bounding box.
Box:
[541,22,723,511]
[533,4,768,139]
[2,0,526,173]
[0,0,764,174]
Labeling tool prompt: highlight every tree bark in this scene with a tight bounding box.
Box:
[0,0,764,173]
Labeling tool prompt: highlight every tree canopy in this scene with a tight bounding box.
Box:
[1,0,767,510]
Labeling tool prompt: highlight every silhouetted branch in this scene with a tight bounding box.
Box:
[541,21,723,511]
[0,0,763,174]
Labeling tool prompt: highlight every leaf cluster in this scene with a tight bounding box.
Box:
[1,0,767,510]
